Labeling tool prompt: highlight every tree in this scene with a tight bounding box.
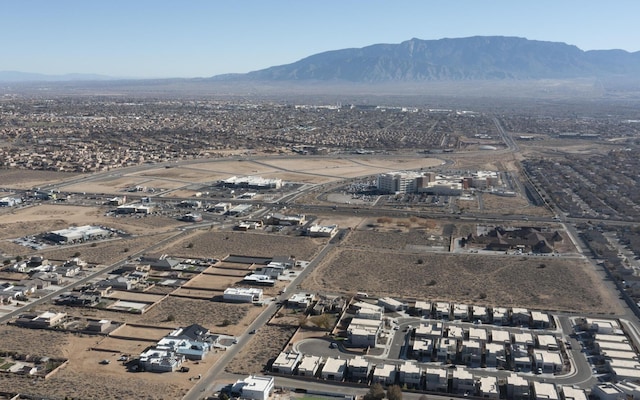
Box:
[387,385,403,400]
[364,383,385,400]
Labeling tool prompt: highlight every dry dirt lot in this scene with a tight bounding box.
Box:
[0,325,184,400]
[0,170,78,188]
[138,296,262,336]
[225,324,297,375]
[183,273,242,291]
[109,324,173,341]
[161,230,326,261]
[301,242,620,314]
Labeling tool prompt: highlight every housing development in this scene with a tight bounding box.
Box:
[1,89,640,400]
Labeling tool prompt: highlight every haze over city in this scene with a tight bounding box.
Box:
[3,0,640,78]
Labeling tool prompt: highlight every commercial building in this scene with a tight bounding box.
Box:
[44,225,111,244]
[221,176,282,189]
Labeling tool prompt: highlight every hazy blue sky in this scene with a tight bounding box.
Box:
[2,0,639,78]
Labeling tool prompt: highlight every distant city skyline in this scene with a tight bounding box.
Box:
[3,0,640,78]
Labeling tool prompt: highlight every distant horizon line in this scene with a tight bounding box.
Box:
[3,34,640,81]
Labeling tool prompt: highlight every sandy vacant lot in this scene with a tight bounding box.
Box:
[161,230,326,261]
[302,227,620,314]
[225,324,297,375]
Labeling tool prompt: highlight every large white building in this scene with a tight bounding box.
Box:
[45,225,112,244]
[377,171,423,194]
[221,176,282,189]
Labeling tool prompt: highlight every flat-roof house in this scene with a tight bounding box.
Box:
[513,332,534,348]
[348,318,382,347]
[447,325,464,340]
[461,340,483,365]
[561,386,588,400]
[399,362,422,388]
[490,329,511,345]
[533,350,562,373]
[347,355,370,382]
[472,305,489,323]
[321,357,346,381]
[413,338,434,361]
[378,297,405,311]
[485,342,505,368]
[478,376,500,399]
[506,373,530,400]
[297,355,321,377]
[533,381,559,400]
[592,383,626,400]
[287,292,315,309]
[437,337,457,362]
[453,303,469,320]
[492,307,509,325]
[452,368,475,393]
[241,274,275,286]
[587,318,621,334]
[511,308,530,326]
[435,302,451,319]
[537,334,558,350]
[414,300,431,317]
[415,321,443,340]
[531,311,551,328]
[231,375,274,400]
[425,368,448,392]
[353,301,384,320]
[139,349,184,372]
[271,352,301,375]
[16,311,66,328]
[223,287,263,303]
[468,327,487,343]
[372,363,396,386]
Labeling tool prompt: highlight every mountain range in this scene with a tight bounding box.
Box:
[225,36,640,82]
[3,36,640,83]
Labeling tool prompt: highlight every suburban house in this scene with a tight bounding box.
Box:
[271,352,301,375]
[230,375,274,400]
[223,287,263,303]
[378,297,406,312]
[398,361,422,388]
[347,355,370,382]
[451,368,475,394]
[348,318,382,347]
[506,373,530,399]
[138,324,214,372]
[321,357,346,381]
[425,368,448,392]
[352,301,384,320]
[371,363,396,386]
[297,355,321,377]
[15,311,67,328]
[478,376,500,399]
[533,381,559,400]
